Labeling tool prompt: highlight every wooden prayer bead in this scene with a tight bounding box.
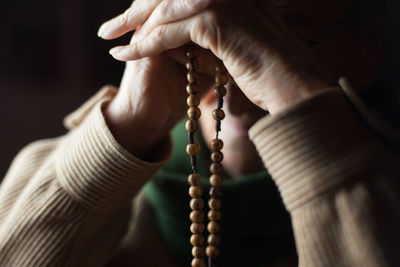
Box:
[210,174,223,187]
[190,211,205,223]
[187,95,200,107]
[188,174,201,186]
[210,162,223,174]
[211,151,223,162]
[187,83,200,95]
[215,72,229,86]
[187,72,200,83]
[190,234,205,246]
[192,246,205,258]
[191,258,205,267]
[208,198,222,210]
[190,198,204,210]
[186,143,200,156]
[206,246,220,258]
[186,58,199,71]
[212,109,225,120]
[190,223,205,234]
[189,186,203,198]
[207,234,221,246]
[185,119,199,132]
[208,210,222,221]
[209,187,223,198]
[210,139,223,151]
[187,107,201,120]
[207,221,221,234]
[214,85,227,97]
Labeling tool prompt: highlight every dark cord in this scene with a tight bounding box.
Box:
[190,155,197,173]
[188,131,195,144]
[215,120,221,133]
[217,97,223,109]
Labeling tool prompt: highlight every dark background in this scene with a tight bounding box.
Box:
[0,0,132,178]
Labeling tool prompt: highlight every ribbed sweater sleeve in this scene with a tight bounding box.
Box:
[249,88,400,266]
[0,87,171,266]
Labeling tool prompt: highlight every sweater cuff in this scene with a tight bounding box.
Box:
[56,98,172,212]
[249,88,385,212]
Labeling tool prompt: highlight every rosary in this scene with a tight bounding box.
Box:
[185,45,228,267]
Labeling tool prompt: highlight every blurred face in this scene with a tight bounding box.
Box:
[199,83,268,178]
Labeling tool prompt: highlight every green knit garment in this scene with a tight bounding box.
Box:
[143,120,295,267]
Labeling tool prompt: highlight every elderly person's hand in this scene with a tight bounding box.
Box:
[99,0,336,115]
[104,39,221,160]
[104,55,179,159]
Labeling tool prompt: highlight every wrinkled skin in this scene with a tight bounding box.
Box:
[101,0,381,176]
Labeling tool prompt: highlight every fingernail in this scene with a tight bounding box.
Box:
[97,23,107,38]
[109,46,124,55]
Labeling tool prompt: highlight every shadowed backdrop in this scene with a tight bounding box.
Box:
[0,0,132,178]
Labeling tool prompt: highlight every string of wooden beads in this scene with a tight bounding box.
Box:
[207,61,227,267]
[185,46,206,267]
[185,44,227,267]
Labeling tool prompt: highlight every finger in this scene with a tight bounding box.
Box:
[133,0,214,42]
[109,18,194,61]
[109,10,221,60]
[97,0,161,40]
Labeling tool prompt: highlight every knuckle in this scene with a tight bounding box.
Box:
[182,0,197,10]
[194,10,221,51]
[153,26,165,39]
[135,42,145,59]
[117,9,131,28]
[149,26,169,50]
[158,2,171,17]
[157,2,176,21]
[200,10,219,32]
[202,8,221,28]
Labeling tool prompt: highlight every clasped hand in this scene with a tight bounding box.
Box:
[100,0,335,158]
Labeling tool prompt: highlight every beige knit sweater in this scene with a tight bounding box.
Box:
[0,82,399,267]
